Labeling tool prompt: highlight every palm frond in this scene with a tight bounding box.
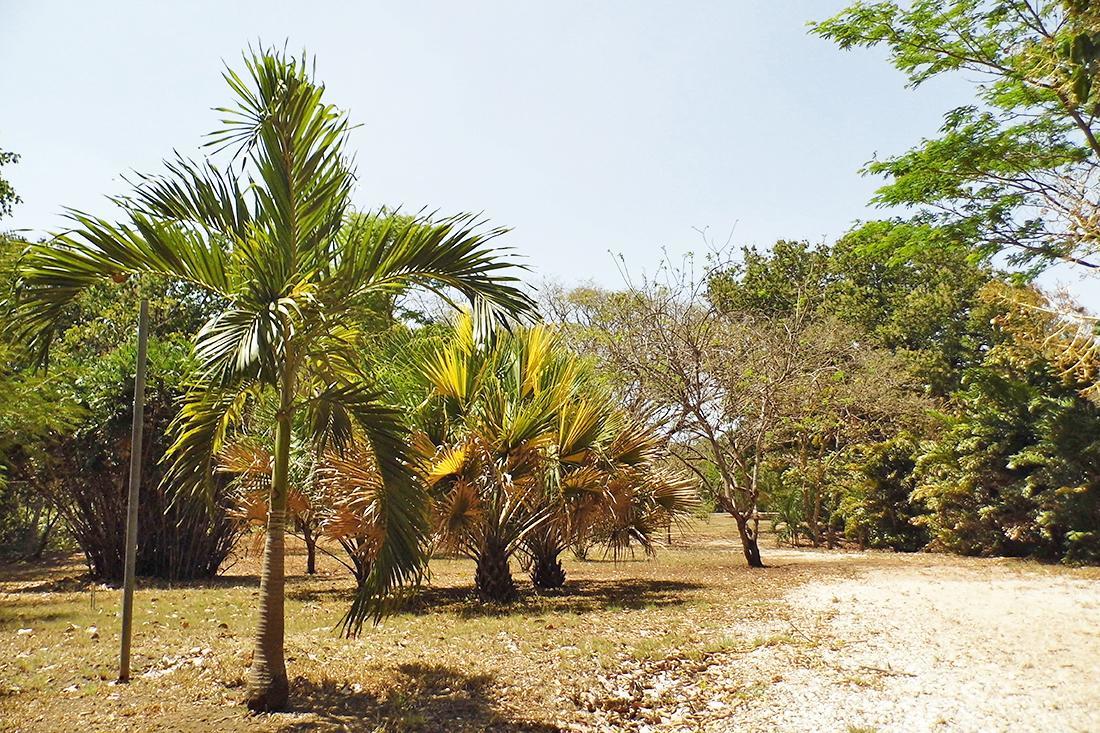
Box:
[333,211,537,319]
[164,380,261,503]
[13,212,230,360]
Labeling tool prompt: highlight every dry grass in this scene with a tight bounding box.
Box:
[0,516,1096,732]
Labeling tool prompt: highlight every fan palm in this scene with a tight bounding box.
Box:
[14,48,533,711]
[524,408,700,589]
[411,315,583,601]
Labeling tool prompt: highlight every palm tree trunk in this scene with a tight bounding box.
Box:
[475,538,518,602]
[530,548,566,590]
[246,375,293,712]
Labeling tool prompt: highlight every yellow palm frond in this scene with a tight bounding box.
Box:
[558,399,607,464]
[426,445,468,486]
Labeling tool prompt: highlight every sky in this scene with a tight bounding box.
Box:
[2,1,1096,310]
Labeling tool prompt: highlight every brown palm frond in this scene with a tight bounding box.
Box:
[315,444,387,556]
[434,480,484,553]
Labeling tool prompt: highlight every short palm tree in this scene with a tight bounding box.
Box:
[524,410,700,589]
[412,316,583,601]
[14,49,533,711]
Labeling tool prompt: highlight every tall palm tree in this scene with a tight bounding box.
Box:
[13,48,533,711]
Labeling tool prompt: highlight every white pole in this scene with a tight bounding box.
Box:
[118,297,148,682]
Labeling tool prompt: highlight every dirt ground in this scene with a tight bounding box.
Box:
[1,517,1097,732]
[583,545,1100,733]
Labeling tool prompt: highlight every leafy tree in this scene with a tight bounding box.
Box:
[13,48,533,711]
[708,240,832,317]
[39,335,244,579]
[0,341,78,557]
[0,148,19,221]
[779,318,928,548]
[914,284,1100,562]
[836,433,930,551]
[813,0,1100,274]
[707,232,1000,551]
[710,226,999,396]
[549,256,902,567]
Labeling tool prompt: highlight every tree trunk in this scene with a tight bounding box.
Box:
[734,514,764,568]
[245,380,292,712]
[475,540,518,602]
[529,549,566,590]
[302,525,317,575]
[29,511,60,561]
[809,489,823,547]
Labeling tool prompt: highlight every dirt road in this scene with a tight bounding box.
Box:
[625,550,1100,733]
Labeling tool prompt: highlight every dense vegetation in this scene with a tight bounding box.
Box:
[0,0,1097,715]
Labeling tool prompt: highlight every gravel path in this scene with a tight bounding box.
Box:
[734,559,1100,733]
[578,552,1100,733]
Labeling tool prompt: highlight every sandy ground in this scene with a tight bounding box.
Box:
[580,549,1100,733]
[4,528,1099,732]
[757,561,1100,732]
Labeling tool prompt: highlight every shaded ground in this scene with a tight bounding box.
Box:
[1,517,1097,732]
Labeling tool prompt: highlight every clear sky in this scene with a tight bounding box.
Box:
[2,1,1096,309]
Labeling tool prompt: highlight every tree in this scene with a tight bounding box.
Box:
[552,258,830,567]
[522,406,699,590]
[813,0,1100,275]
[835,433,930,551]
[709,227,999,396]
[410,316,587,601]
[914,283,1100,563]
[0,148,19,221]
[37,335,244,580]
[14,48,533,711]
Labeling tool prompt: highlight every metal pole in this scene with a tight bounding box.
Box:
[119,297,148,683]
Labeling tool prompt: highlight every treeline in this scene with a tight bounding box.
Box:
[543,225,1099,566]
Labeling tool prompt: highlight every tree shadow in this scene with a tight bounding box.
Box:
[279,662,562,732]
[398,577,703,618]
[285,582,349,603]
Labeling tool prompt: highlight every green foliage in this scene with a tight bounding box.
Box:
[914,325,1100,563]
[39,334,243,579]
[708,240,832,317]
[709,225,998,395]
[812,0,1100,273]
[0,148,19,221]
[837,434,929,552]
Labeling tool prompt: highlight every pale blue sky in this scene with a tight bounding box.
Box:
[2,1,1095,308]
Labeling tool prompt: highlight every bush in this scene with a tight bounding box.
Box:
[38,337,243,580]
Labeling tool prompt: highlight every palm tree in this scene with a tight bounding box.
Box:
[14,48,533,711]
[412,316,583,601]
[524,411,700,589]
[408,315,699,598]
